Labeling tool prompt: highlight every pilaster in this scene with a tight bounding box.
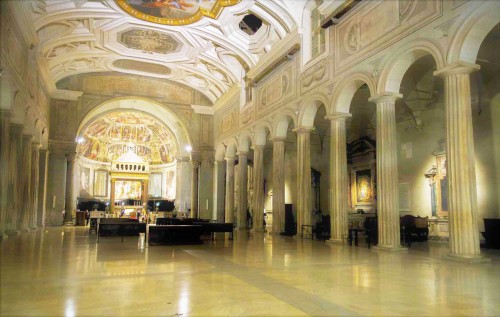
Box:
[7,123,23,234]
[213,160,225,222]
[30,142,41,229]
[20,134,33,231]
[0,111,11,237]
[64,152,77,225]
[37,148,49,227]
[190,158,200,218]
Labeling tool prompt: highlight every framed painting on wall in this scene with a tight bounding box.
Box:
[355,169,374,205]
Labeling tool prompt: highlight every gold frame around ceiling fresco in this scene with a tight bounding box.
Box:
[115,0,240,26]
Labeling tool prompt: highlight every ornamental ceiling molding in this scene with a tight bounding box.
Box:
[115,0,240,26]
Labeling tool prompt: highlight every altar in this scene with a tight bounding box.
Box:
[109,149,150,218]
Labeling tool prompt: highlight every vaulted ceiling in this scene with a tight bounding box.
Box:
[24,0,300,104]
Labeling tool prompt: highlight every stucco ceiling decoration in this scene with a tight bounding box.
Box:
[115,0,240,26]
[27,0,298,105]
[78,111,177,165]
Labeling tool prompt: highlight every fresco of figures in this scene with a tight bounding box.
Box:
[78,111,176,164]
[119,0,218,20]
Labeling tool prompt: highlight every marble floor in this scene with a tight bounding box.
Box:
[1,227,500,317]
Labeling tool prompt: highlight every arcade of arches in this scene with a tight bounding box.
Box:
[1,0,500,316]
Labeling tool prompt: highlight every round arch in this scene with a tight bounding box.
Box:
[238,130,253,152]
[225,137,239,158]
[215,143,226,161]
[76,96,193,157]
[254,122,272,146]
[273,110,297,139]
[378,40,445,94]
[329,72,376,114]
[447,1,500,64]
[299,93,330,127]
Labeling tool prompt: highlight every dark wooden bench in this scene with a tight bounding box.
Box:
[97,219,146,243]
[148,225,204,245]
[194,222,234,240]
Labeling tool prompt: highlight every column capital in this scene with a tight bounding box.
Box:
[325,112,352,120]
[224,156,236,162]
[39,148,49,154]
[65,152,77,162]
[251,144,265,151]
[22,134,33,142]
[0,109,12,119]
[271,137,286,143]
[176,156,190,163]
[293,126,314,134]
[190,159,201,168]
[31,142,42,149]
[433,61,480,78]
[237,151,249,157]
[368,93,402,103]
[190,150,201,162]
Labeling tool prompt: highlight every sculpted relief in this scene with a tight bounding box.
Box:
[119,29,181,54]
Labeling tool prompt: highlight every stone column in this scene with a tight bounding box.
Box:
[326,114,351,243]
[30,142,41,229]
[20,134,33,231]
[272,138,285,234]
[213,160,225,222]
[64,152,76,225]
[434,62,486,261]
[0,111,11,237]
[295,127,312,237]
[237,151,248,230]
[369,94,404,250]
[37,149,49,227]
[7,124,23,234]
[110,179,116,215]
[224,156,235,223]
[190,159,200,218]
[252,145,265,231]
[142,180,149,216]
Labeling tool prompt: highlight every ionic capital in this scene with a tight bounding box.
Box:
[368,93,403,104]
[293,126,314,134]
[433,61,480,78]
[325,112,352,121]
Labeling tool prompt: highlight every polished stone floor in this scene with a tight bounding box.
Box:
[1,227,500,317]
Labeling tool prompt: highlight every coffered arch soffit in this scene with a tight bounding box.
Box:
[31,0,297,103]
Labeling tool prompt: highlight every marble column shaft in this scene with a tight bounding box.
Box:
[252,145,265,231]
[0,112,11,236]
[64,153,76,224]
[372,94,402,249]
[20,134,33,230]
[7,124,23,233]
[37,149,49,227]
[272,139,285,234]
[327,115,349,242]
[237,152,248,229]
[224,157,235,223]
[142,180,148,215]
[110,180,116,215]
[435,63,482,259]
[296,128,312,236]
[213,160,225,222]
[30,143,41,229]
[190,160,200,218]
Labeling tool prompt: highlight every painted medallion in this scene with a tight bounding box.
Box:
[115,0,239,26]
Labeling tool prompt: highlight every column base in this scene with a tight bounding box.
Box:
[7,230,21,236]
[31,226,38,230]
[326,238,346,244]
[64,221,74,226]
[1,233,8,239]
[22,227,31,232]
[251,228,266,233]
[373,245,408,252]
[446,253,491,263]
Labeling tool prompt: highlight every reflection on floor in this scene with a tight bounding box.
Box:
[1,227,500,316]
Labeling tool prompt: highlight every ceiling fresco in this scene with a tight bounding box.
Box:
[77,111,177,165]
[115,0,240,26]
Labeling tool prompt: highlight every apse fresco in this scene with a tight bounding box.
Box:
[78,111,177,164]
[115,0,239,26]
